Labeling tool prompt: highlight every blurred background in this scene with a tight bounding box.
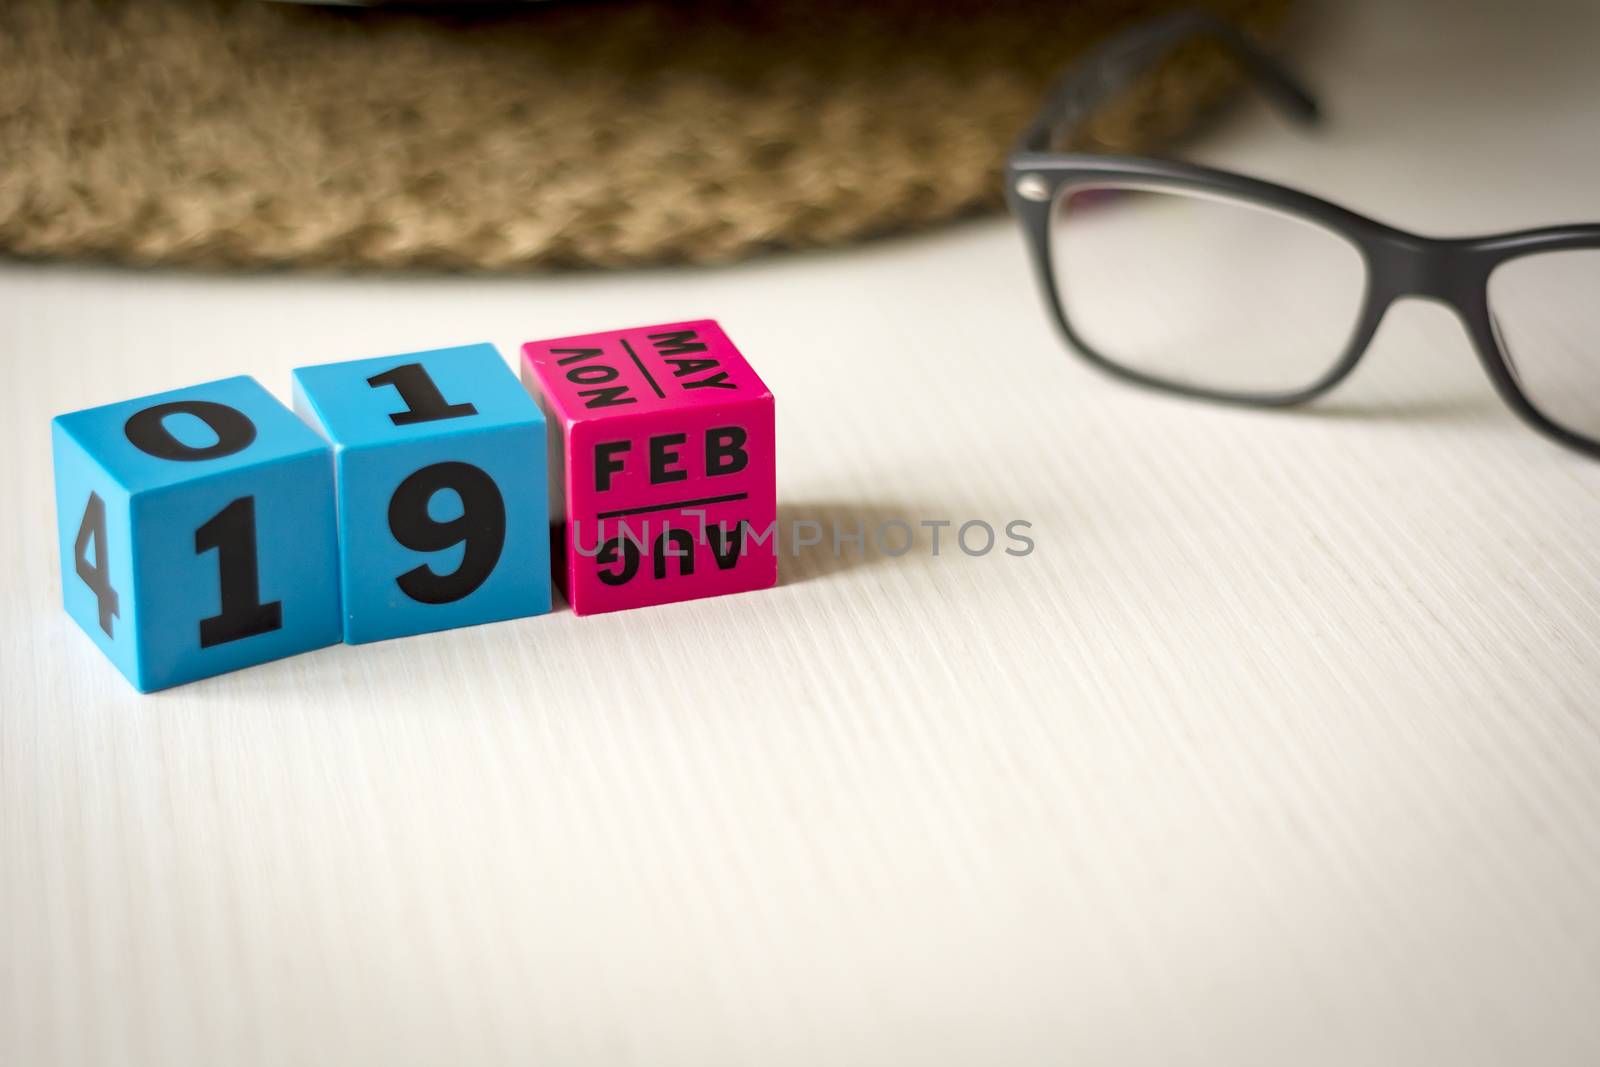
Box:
[1,0,1295,271]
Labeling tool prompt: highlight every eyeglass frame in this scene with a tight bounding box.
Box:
[1004,10,1600,459]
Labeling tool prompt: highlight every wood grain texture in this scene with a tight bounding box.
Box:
[4,1,1600,1063]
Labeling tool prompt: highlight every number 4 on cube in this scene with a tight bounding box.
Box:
[52,377,342,692]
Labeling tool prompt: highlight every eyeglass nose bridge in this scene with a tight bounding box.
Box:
[1365,230,1480,309]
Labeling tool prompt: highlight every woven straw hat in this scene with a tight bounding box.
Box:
[0,0,1292,270]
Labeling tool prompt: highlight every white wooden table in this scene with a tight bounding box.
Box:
[5,0,1599,1063]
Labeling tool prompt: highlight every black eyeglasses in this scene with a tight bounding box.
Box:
[1006,11,1600,458]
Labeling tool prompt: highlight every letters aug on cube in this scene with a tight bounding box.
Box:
[52,319,778,691]
[522,319,778,616]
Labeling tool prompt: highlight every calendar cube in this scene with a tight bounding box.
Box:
[51,376,341,692]
[292,343,551,644]
[522,319,777,616]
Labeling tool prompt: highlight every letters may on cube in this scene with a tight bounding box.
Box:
[523,319,778,617]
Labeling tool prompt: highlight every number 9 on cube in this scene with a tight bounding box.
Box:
[52,376,342,692]
[291,343,551,644]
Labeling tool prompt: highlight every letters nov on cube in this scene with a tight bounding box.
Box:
[51,376,341,692]
[292,343,552,644]
[522,320,777,616]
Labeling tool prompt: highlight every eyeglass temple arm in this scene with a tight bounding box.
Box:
[1014,9,1320,155]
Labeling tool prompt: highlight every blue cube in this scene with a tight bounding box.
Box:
[52,376,342,692]
[291,343,552,644]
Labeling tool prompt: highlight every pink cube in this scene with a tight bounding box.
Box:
[522,320,778,615]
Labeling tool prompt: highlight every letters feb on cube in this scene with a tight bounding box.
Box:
[522,319,778,616]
